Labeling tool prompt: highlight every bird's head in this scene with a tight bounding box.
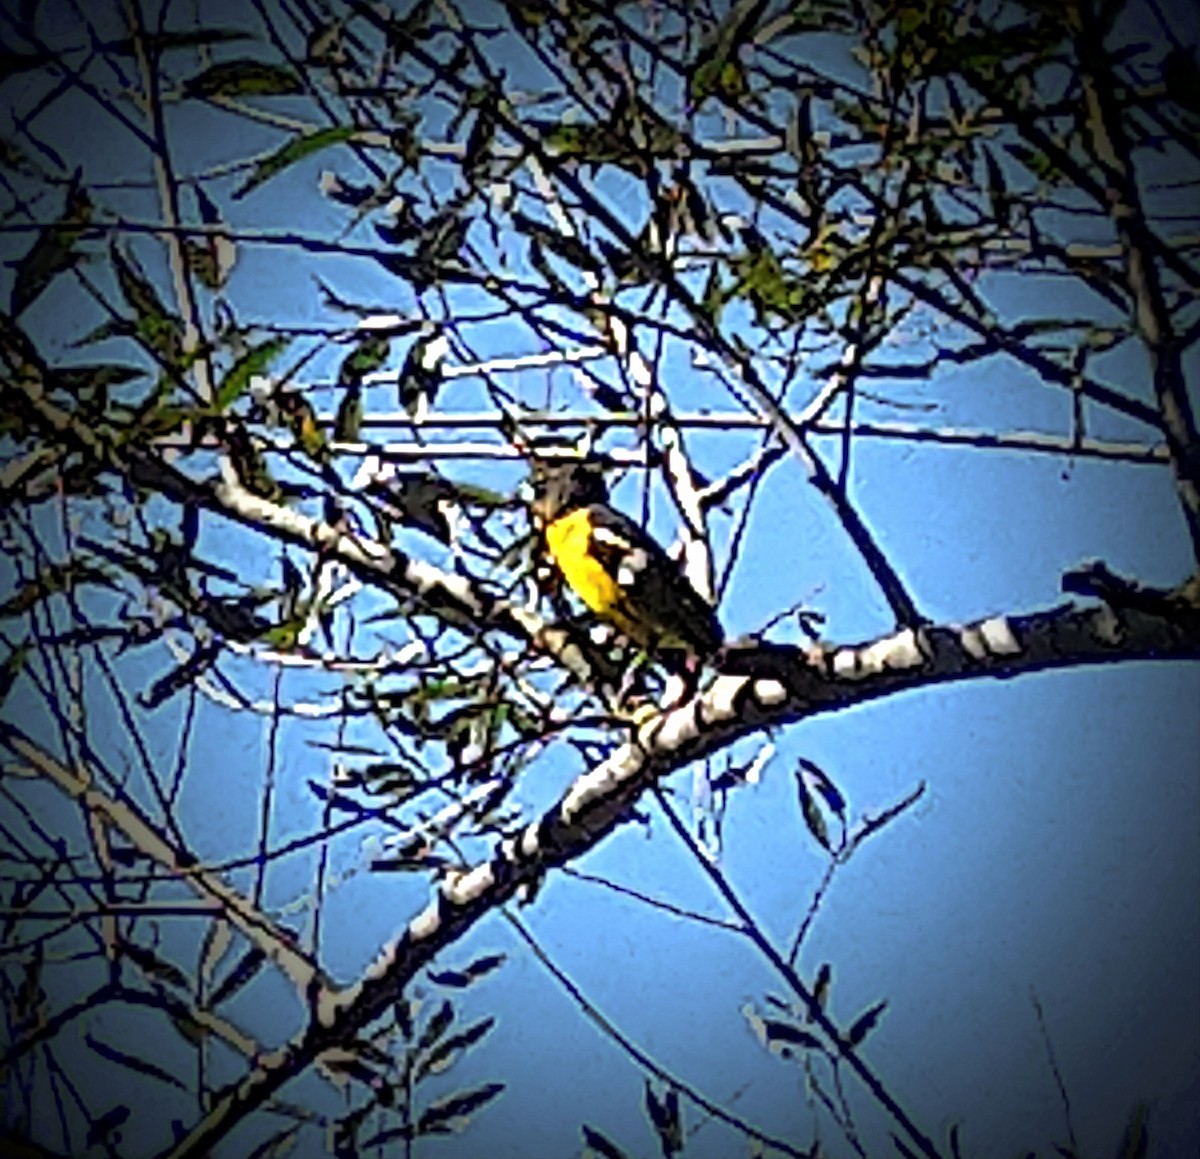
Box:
[528,459,609,525]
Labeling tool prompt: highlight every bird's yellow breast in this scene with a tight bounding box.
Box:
[544,509,646,643]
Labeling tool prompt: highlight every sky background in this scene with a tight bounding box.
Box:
[1,1,1197,1157]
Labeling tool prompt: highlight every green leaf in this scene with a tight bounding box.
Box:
[332,380,363,442]
[70,317,128,350]
[226,425,281,499]
[688,0,767,102]
[0,641,29,710]
[234,124,360,199]
[168,1007,209,1046]
[183,60,303,99]
[276,389,327,463]
[1006,141,1061,184]
[216,336,289,411]
[367,472,460,543]
[110,242,185,362]
[10,179,92,317]
[1115,1103,1150,1159]
[0,136,33,175]
[512,211,602,275]
[337,333,390,384]
[463,103,497,180]
[796,770,830,852]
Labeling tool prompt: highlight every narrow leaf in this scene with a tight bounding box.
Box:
[235,125,360,199]
[87,1105,131,1147]
[85,1032,188,1090]
[416,999,454,1051]
[761,1018,822,1053]
[427,952,506,989]
[416,1082,504,1135]
[216,336,289,411]
[847,999,887,1046]
[199,919,233,986]
[812,962,832,1014]
[246,1124,301,1159]
[0,642,29,710]
[337,333,390,384]
[10,179,92,316]
[139,639,221,710]
[183,60,303,99]
[413,1015,495,1081]
[122,941,190,991]
[207,946,267,1008]
[582,1124,631,1159]
[644,1081,682,1159]
[332,381,363,442]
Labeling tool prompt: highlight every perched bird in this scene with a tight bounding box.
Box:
[530,460,723,675]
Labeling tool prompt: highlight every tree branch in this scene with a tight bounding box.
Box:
[159,587,1200,1158]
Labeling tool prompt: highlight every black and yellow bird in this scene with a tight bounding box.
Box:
[530,460,723,675]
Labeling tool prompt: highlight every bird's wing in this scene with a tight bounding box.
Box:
[584,505,723,654]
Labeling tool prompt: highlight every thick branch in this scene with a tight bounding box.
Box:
[0,314,600,686]
[162,589,1200,1158]
[0,727,327,1000]
[1072,0,1200,558]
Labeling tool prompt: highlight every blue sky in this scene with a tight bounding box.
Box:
[1,1,1197,1157]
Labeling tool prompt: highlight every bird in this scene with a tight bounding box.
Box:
[529,459,723,677]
